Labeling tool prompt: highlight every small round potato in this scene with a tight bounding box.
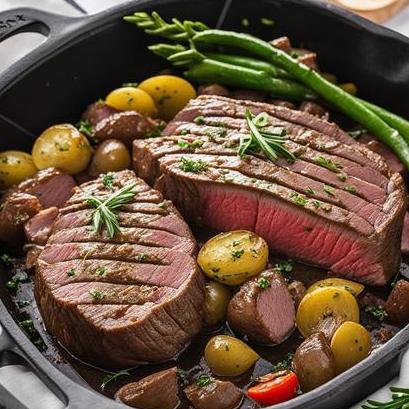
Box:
[307,278,364,297]
[205,281,231,326]
[296,287,359,339]
[331,321,372,374]
[138,75,196,120]
[32,124,93,175]
[105,87,157,116]
[205,335,259,377]
[89,139,131,175]
[0,151,37,189]
[198,230,269,286]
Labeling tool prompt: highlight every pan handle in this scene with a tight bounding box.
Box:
[0,7,88,43]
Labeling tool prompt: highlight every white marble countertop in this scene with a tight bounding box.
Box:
[0,1,408,408]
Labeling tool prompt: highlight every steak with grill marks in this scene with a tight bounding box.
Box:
[133,95,407,285]
[35,170,204,368]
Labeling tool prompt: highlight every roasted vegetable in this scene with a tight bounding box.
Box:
[0,151,37,188]
[296,287,359,338]
[88,139,131,176]
[204,281,231,326]
[32,124,92,175]
[204,335,259,376]
[198,230,268,286]
[138,75,196,120]
[247,371,299,406]
[306,278,364,297]
[105,86,158,116]
[330,321,372,374]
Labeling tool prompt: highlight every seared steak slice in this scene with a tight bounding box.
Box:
[25,207,59,245]
[402,213,409,255]
[184,379,243,409]
[35,170,204,368]
[8,168,76,208]
[115,367,180,409]
[133,95,407,285]
[227,270,295,344]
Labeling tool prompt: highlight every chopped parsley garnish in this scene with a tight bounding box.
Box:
[5,280,19,291]
[177,139,204,149]
[275,259,294,273]
[196,374,213,387]
[193,115,205,125]
[102,173,115,190]
[271,353,294,372]
[348,129,366,139]
[290,192,308,206]
[260,17,274,26]
[137,254,146,262]
[101,369,130,391]
[76,119,93,138]
[258,277,270,289]
[122,82,138,87]
[323,184,335,196]
[0,254,12,266]
[232,240,241,247]
[145,122,166,138]
[305,187,315,196]
[241,18,250,27]
[365,305,388,321]
[337,173,347,182]
[19,319,46,351]
[312,200,322,208]
[17,300,30,308]
[5,270,28,292]
[54,141,70,152]
[179,129,189,136]
[66,268,76,277]
[231,249,245,261]
[345,185,356,193]
[315,155,342,172]
[179,157,208,173]
[89,288,104,300]
[95,267,106,276]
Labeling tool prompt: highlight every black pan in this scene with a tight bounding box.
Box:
[0,1,409,408]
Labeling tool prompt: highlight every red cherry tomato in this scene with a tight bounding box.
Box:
[247,370,299,406]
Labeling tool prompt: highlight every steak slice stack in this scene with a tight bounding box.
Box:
[134,95,407,286]
[35,170,204,368]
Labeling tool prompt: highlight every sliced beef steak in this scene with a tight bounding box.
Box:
[35,170,204,368]
[133,95,407,285]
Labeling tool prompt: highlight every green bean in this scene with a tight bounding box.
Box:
[204,52,292,79]
[184,59,316,101]
[193,30,409,169]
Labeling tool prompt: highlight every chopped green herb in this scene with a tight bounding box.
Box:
[54,142,70,152]
[177,140,189,148]
[177,139,204,149]
[179,129,189,136]
[179,157,208,173]
[122,82,138,87]
[196,374,213,387]
[305,187,315,196]
[258,277,270,289]
[271,353,294,372]
[101,369,130,391]
[241,18,249,27]
[5,280,19,291]
[290,192,308,206]
[76,119,93,138]
[275,259,294,273]
[260,17,274,26]
[95,267,106,276]
[145,122,166,138]
[232,240,241,247]
[312,200,322,208]
[345,185,356,193]
[66,268,76,277]
[337,173,347,182]
[19,319,46,351]
[89,288,104,300]
[348,129,366,139]
[315,155,342,172]
[0,254,12,266]
[323,184,335,196]
[102,173,115,190]
[231,249,245,261]
[17,300,30,308]
[137,253,146,262]
[365,305,388,321]
[5,270,28,292]
[193,115,205,125]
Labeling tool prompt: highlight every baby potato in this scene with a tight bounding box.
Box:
[89,139,130,175]
[296,287,359,339]
[307,278,364,297]
[32,124,92,175]
[205,335,259,376]
[0,151,37,188]
[205,281,231,326]
[330,321,372,374]
[138,75,196,120]
[105,87,157,116]
[198,230,269,286]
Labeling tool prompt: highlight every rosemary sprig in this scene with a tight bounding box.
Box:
[239,109,295,162]
[84,182,137,238]
[101,369,130,391]
[362,387,409,409]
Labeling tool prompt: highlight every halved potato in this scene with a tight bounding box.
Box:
[330,321,372,374]
[198,230,269,286]
[307,278,364,297]
[296,287,359,338]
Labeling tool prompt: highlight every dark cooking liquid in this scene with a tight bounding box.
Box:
[0,231,404,409]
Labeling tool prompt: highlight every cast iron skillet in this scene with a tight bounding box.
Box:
[0,1,409,408]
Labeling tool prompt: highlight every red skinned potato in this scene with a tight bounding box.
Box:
[82,101,120,126]
[385,280,409,325]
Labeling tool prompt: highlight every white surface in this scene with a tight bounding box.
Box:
[0,1,408,408]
